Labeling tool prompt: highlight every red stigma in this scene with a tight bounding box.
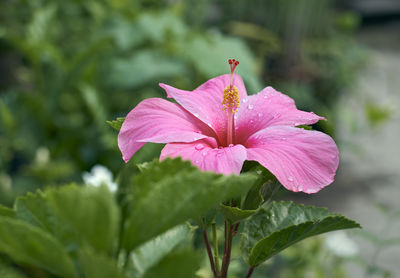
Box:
[228,58,239,74]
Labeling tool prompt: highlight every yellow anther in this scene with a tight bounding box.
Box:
[222,85,240,113]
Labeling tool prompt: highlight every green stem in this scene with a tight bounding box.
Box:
[212,222,220,273]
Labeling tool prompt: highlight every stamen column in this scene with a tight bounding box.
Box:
[222,59,240,146]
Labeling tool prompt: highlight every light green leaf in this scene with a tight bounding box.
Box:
[182,33,262,93]
[46,184,120,253]
[122,158,256,250]
[106,117,125,131]
[143,249,201,278]
[241,201,361,266]
[129,225,190,277]
[0,216,76,277]
[79,247,126,278]
[108,51,186,89]
[219,205,255,224]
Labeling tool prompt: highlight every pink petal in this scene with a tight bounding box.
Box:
[160,74,247,146]
[245,126,339,193]
[118,98,216,162]
[235,86,325,144]
[160,139,247,175]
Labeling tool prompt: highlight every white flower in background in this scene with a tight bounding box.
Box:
[35,146,50,165]
[324,231,359,257]
[0,172,12,192]
[82,165,117,193]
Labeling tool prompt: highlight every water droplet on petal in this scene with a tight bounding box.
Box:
[195,160,200,164]
[195,144,204,150]
[228,144,234,147]
[193,113,199,117]
[258,113,263,117]
[234,114,238,120]
[207,123,212,127]
[248,104,254,110]
[250,120,254,125]
[243,98,248,103]
[202,151,207,156]
[288,176,294,182]
[263,94,268,99]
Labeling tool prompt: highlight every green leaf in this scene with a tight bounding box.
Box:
[0,205,15,218]
[108,51,186,89]
[296,125,313,130]
[0,262,26,278]
[129,225,191,277]
[46,184,120,253]
[0,216,76,277]
[241,201,361,266]
[122,158,256,250]
[79,247,126,278]
[219,205,255,224]
[143,249,201,278]
[14,191,80,253]
[182,33,262,93]
[241,165,279,210]
[106,117,125,131]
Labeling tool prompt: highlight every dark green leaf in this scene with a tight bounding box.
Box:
[0,216,76,277]
[106,117,125,131]
[0,205,15,218]
[46,184,120,253]
[241,201,361,266]
[219,205,255,224]
[0,262,26,278]
[122,158,256,250]
[143,249,201,278]
[79,247,126,278]
[242,166,278,210]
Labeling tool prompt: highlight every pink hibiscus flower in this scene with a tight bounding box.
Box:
[118,59,339,193]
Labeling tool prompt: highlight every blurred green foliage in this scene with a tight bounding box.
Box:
[0,0,364,205]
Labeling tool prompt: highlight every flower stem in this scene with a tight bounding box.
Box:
[202,229,217,277]
[245,267,255,278]
[212,222,220,273]
[220,221,233,278]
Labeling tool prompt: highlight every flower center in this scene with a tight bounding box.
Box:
[223,59,239,146]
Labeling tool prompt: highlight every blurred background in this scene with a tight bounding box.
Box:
[0,0,399,277]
